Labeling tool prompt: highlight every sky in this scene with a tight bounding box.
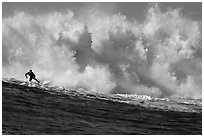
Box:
[2,2,202,21]
[2,2,202,98]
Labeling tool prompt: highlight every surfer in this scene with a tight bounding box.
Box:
[25,70,40,84]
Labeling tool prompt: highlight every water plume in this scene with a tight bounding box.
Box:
[2,4,201,98]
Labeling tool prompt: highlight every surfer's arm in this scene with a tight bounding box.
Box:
[25,72,29,79]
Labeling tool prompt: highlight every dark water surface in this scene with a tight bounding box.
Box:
[2,81,202,135]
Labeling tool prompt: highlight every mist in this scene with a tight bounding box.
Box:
[2,4,202,98]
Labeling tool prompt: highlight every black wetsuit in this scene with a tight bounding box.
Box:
[25,71,40,83]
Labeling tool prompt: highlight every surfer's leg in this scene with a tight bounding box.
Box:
[29,77,32,82]
[34,78,40,84]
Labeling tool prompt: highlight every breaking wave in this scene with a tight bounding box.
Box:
[2,4,202,98]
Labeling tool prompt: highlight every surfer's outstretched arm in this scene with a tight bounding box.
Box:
[25,72,29,79]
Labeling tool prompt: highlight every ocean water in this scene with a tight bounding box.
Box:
[3,78,202,113]
[2,78,202,135]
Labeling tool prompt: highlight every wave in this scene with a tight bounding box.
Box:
[2,4,202,98]
[3,78,201,113]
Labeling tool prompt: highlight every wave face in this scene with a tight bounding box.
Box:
[2,79,202,135]
[3,78,202,113]
[2,4,202,98]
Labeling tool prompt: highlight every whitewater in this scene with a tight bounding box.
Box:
[2,4,202,99]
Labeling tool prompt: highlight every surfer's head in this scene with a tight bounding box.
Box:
[29,69,32,72]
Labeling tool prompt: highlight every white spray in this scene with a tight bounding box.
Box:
[2,4,201,98]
